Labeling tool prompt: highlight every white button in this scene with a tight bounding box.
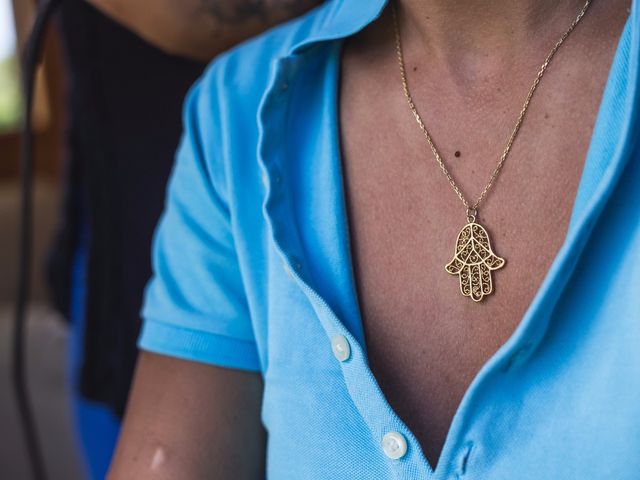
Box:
[331,335,351,362]
[382,432,407,460]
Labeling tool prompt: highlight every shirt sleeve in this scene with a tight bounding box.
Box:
[137,78,260,372]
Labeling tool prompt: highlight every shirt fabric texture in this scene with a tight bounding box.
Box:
[139,0,640,478]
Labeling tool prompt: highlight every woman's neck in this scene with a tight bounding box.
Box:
[395,0,589,82]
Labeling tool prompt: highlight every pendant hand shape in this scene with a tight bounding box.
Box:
[445,222,505,302]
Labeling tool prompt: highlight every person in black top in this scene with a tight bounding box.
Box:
[48,0,319,477]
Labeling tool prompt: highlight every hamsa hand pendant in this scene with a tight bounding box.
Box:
[445,221,505,302]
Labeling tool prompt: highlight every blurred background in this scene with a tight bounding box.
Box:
[0,0,82,478]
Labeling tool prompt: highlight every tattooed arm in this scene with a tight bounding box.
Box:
[87,0,321,60]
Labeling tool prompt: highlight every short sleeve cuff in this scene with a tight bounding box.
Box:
[138,318,262,372]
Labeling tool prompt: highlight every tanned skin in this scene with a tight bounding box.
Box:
[108,353,266,479]
[87,0,321,60]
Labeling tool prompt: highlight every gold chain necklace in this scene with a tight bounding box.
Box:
[392,0,592,302]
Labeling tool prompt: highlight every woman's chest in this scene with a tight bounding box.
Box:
[337,45,610,465]
[338,128,587,464]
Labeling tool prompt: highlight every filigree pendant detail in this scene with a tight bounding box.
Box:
[445,220,505,302]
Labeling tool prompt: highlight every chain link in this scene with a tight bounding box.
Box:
[392,0,592,211]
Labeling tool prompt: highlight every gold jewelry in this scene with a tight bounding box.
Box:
[392,0,592,302]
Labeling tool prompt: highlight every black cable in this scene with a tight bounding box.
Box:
[11,1,63,479]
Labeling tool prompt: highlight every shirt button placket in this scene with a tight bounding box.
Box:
[504,342,533,371]
[282,260,293,279]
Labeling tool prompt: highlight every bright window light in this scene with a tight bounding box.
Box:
[0,0,22,133]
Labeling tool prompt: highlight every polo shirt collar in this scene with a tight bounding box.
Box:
[290,0,388,54]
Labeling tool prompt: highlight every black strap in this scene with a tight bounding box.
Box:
[12,1,63,479]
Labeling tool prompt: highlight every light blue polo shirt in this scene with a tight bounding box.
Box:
[139,0,640,478]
